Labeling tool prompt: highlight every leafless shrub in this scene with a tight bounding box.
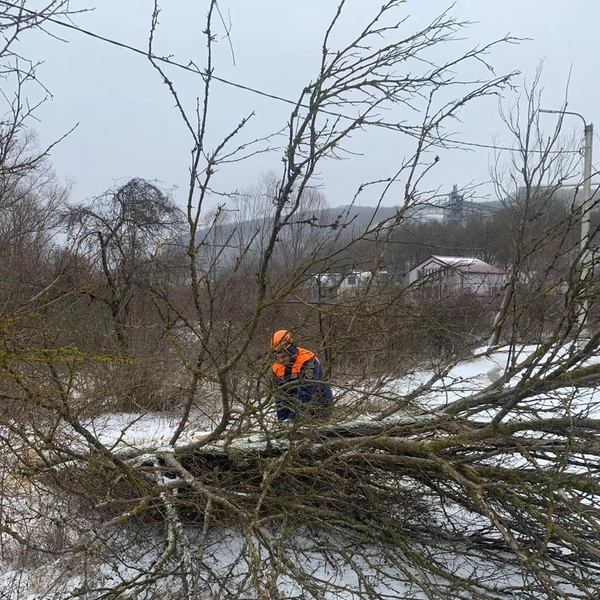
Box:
[4,3,600,600]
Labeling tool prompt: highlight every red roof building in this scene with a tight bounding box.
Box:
[407,255,504,297]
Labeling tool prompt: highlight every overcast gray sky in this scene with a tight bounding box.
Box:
[21,0,600,212]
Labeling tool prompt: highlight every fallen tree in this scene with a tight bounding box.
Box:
[2,2,600,599]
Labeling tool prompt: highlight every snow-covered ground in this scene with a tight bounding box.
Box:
[1,343,599,599]
[78,343,599,451]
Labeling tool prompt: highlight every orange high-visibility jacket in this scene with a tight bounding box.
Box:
[271,346,333,420]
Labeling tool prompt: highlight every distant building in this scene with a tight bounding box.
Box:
[338,271,390,294]
[403,186,502,225]
[304,273,343,302]
[303,270,391,301]
[445,184,464,225]
[405,201,445,223]
[407,255,504,297]
[463,199,503,220]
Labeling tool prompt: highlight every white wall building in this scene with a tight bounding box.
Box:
[304,271,391,301]
[407,255,504,297]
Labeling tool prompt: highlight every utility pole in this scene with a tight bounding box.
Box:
[540,109,594,343]
[580,121,594,340]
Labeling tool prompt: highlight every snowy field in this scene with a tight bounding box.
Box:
[1,343,599,599]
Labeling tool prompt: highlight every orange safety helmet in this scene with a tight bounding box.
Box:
[271,329,293,351]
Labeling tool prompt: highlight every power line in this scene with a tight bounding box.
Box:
[441,139,580,154]
[0,1,313,108]
[0,0,583,156]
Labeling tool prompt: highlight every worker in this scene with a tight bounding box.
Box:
[270,329,334,422]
